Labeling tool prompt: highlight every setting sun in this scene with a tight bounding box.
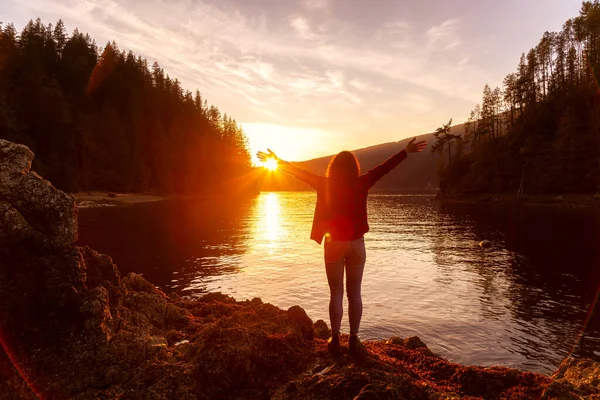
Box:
[263,158,278,171]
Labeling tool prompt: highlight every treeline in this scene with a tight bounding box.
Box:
[433,1,600,195]
[0,18,252,194]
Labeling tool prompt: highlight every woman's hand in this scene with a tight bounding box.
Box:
[257,149,282,163]
[404,137,427,154]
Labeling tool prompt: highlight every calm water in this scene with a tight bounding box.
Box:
[77,192,600,374]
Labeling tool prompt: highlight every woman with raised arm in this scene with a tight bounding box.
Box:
[257,137,427,357]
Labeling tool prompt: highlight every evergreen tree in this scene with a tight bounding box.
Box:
[0,18,253,195]
[439,1,600,195]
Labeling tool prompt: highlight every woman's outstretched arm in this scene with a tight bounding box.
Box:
[362,137,427,189]
[257,149,322,190]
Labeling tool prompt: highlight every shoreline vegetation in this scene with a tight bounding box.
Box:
[3,134,600,400]
[73,189,260,208]
[432,2,600,197]
[74,191,169,208]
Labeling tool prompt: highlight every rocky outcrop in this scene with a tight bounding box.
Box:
[0,140,77,248]
[0,140,599,399]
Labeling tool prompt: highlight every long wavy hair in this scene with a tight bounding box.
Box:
[326,151,360,186]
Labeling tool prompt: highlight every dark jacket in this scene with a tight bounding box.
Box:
[280,149,407,244]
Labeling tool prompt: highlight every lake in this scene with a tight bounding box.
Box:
[77,192,600,374]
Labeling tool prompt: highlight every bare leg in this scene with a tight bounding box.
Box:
[345,238,366,335]
[324,240,347,335]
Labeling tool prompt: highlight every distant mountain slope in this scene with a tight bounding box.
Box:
[258,124,464,192]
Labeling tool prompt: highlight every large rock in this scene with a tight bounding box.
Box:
[550,358,600,397]
[0,139,33,180]
[0,201,43,244]
[0,140,83,349]
[0,139,77,248]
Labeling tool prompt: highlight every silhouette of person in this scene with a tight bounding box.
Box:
[257,137,427,356]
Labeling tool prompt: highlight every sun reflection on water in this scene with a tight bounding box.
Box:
[262,192,282,248]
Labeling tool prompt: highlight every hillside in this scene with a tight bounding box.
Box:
[258,124,465,192]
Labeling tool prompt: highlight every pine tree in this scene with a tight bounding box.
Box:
[441,1,600,195]
[0,17,254,195]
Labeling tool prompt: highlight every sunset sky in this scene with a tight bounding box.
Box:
[1,0,582,162]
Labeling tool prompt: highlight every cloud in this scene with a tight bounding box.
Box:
[10,0,487,160]
[290,16,317,40]
[303,0,329,10]
[20,0,482,101]
[376,21,413,49]
[426,18,461,51]
[325,70,344,88]
[349,79,382,93]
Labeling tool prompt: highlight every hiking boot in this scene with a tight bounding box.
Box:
[327,334,341,357]
[348,334,364,357]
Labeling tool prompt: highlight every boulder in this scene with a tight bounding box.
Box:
[551,357,600,397]
[313,319,330,339]
[0,139,77,248]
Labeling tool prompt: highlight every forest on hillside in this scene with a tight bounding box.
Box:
[0,19,252,194]
[433,1,600,195]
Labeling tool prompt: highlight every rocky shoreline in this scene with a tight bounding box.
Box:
[1,139,599,399]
